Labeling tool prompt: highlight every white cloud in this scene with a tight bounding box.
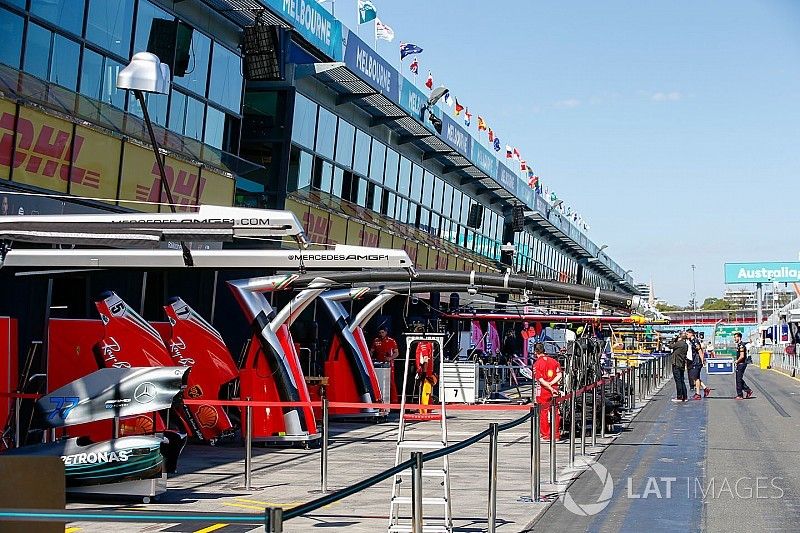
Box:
[651,91,683,102]
[553,98,581,109]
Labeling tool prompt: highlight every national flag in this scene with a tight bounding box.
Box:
[520,160,527,171]
[358,0,377,24]
[444,91,453,107]
[409,58,419,74]
[493,137,500,151]
[425,72,433,90]
[488,128,494,142]
[477,116,487,131]
[464,109,472,126]
[400,42,423,60]
[513,147,521,160]
[506,145,513,158]
[375,18,395,41]
[454,99,464,115]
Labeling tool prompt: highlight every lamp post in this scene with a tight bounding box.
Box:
[691,264,697,323]
[420,86,449,134]
[117,52,192,265]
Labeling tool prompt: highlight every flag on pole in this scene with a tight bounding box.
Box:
[400,42,423,59]
[425,72,433,90]
[464,109,472,126]
[477,116,487,131]
[506,145,513,158]
[512,147,521,160]
[444,91,453,107]
[488,321,501,357]
[470,321,485,351]
[454,99,464,115]
[493,137,501,151]
[488,128,494,142]
[520,160,527,171]
[409,58,419,74]
[358,0,377,24]
[375,18,395,41]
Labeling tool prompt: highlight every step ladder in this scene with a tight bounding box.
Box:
[388,333,452,533]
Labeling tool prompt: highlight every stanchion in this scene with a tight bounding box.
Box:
[265,507,283,533]
[591,384,597,447]
[412,452,423,533]
[568,391,576,466]
[630,368,636,409]
[580,388,587,456]
[601,378,607,438]
[245,397,253,491]
[532,404,541,501]
[321,398,329,494]
[549,401,557,484]
[488,422,499,533]
[620,370,627,410]
[14,397,21,447]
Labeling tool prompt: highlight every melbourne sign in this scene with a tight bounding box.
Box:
[441,114,471,158]
[267,0,342,60]
[724,262,800,284]
[344,31,399,102]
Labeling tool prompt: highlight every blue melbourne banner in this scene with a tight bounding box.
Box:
[470,140,497,178]
[399,78,427,120]
[724,262,800,284]
[265,0,343,60]
[495,163,517,196]
[344,31,400,102]
[441,114,471,158]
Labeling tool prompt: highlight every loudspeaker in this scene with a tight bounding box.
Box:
[147,19,192,76]
[511,205,525,232]
[243,25,283,81]
[466,203,484,229]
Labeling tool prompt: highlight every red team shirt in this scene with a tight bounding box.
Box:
[534,355,561,401]
[371,337,398,362]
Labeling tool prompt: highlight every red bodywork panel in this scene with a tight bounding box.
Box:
[162,299,238,442]
[324,326,385,415]
[239,325,317,439]
[0,317,18,448]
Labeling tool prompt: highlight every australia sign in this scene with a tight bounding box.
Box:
[724,262,800,284]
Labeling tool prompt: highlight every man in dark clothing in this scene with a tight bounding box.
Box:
[670,333,689,402]
[733,332,753,400]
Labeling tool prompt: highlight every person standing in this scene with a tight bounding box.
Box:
[686,329,711,399]
[670,333,689,402]
[520,322,534,366]
[733,332,753,400]
[370,327,399,402]
[533,343,562,439]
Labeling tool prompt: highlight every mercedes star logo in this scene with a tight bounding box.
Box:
[134,382,157,404]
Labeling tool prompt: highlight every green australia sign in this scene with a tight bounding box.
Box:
[724,262,800,284]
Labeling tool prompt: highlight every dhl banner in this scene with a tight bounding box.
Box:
[6,106,73,192]
[302,206,331,244]
[359,224,380,248]
[416,244,430,269]
[327,211,347,245]
[0,98,15,180]
[71,125,121,204]
[379,231,394,249]
[119,142,233,212]
[344,219,363,246]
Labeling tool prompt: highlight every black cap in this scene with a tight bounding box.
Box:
[686,328,695,333]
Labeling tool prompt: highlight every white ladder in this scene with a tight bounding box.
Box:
[388,334,452,533]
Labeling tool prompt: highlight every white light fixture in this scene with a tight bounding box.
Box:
[599,244,608,252]
[116,52,171,95]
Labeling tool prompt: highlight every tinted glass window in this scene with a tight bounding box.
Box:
[461,194,471,225]
[50,34,80,90]
[353,129,370,175]
[429,213,440,235]
[316,159,333,193]
[291,93,317,149]
[383,147,399,188]
[430,176,443,213]
[80,48,104,100]
[0,8,24,68]
[103,58,126,109]
[334,119,354,166]
[451,190,462,222]
[184,95,205,140]
[168,91,187,134]
[315,106,336,159]
[86,0,134,57]
[411,168,425,202]
[204,106,225,149]
[332,166,344,198]
[441,182,452,219]
[30,0,84,36]
[385,191,395,217]
[371,183,382,212]
[297,149,312,190]
[134,1,171,56]
[175,28,211,98]
[209,42,242,112]
[369,140,386,183]
[24,23,51,80]
[396,157,411,193]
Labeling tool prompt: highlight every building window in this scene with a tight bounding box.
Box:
[369,140,386,184]
[86,0,134,58]
[314,106,336,160]
[24,23,51,80]
[395,157,410,193]
[50,34,80,90]
[332,166,344,197]
[370,183,382,212]
[0,7,24,68]
[383,147,399,188]
[410,167,424,202]
[291,93,317,149]
[204,105,225,149]
[174,27,211,98]
[430,176,443,213]
[134,1,171,55]
[209,42,242,112]
[334,119,355,167]
[353,128,370,175]
[182,94,205,140]
[30,0,84,36]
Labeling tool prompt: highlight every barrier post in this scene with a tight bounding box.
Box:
[245,397,253,491]
[265,507,283,533]
[620,370,626,410]
[568,391,576,466]
[630,368,636,409]
[488,422,499,533]
[591,384,597,447]
[601,377,607,438]
[14,397,21,447]
[411,452,423,533]
[532,404,540,501]
[580,388,587,456]
[321,398,329,494]
[549,401,557,484]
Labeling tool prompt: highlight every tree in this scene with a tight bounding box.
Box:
[701,297,735,310]
[656,302,683,312]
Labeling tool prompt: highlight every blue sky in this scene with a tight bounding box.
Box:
[335,1,800,304]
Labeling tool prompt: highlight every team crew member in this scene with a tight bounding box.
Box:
[415,338,437,413]
[733,332,753,400]
[686,329,711,399]
[533,343,562,440]
[371,327,399,402]
[669,333,689,402]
